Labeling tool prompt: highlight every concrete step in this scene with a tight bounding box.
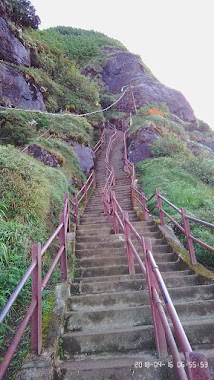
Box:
[60,325,156,358]
[59,352,173,380]
[70,274,199,295]
[75,239,170,255]
[64,300,214,333]
[76,252,179,268]
[77,222,111,231]
[75,245,172,259]
[76,239,125,251]
[75,247,126,259]
[60,319,214,358]
[77,228,112,237]
[67,284,214,311]
[78,261,187,278]
[80,216,109,224]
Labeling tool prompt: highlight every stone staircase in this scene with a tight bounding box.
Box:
[58,130,214,379]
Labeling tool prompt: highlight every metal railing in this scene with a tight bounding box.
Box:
[0,130,106,379]
[123,132,214,266]
[0,194,69,379]
[102,128,117,215]
[102,130,212,379]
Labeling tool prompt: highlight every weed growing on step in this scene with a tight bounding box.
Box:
[58,337,65,360]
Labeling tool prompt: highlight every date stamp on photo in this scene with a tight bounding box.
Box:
[134,360,209,369]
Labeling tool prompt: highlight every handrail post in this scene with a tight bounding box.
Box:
[181,208,197,265]
[92,170,96,188]
[102,190,107,214]
[84,185,88,204]
[131,177,136,208]
[141,192,149,221]
[64,192,70,232]
[111,191,119,234]
[123,211,135,274]
[145,238,168,358]
[31,243,42,355]
[74,193,78,225]
[59,213,68,280]
[112,169,116,186]
[156,189,164,225]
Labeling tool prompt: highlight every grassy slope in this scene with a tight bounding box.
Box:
[0,108,94,372]
[131,105,214,266]
[19,26,126,119]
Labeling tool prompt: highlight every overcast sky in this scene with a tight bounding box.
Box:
[31,0,214,129]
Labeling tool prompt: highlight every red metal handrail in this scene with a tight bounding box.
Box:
[0,196,69,379]
[0,129,106,379]
[123,132,214,266]
[108,192,211,378]
[101,130,212,378]
[102,128,117,214]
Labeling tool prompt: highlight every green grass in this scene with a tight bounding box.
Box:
[0,109,94,147]
[136,155,214,266]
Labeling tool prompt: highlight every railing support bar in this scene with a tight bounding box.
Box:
[156,189,164,225]
[123,211,135,274]
[181,208,197,265]
[59,214,68,281]
[31,243,42,354]
[145,238,168,358]
[142,192,149,221]
[111,191,119,234]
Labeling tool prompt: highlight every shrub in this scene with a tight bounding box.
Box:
[0,121,36,146]
[135,157,214,267]
[150,133,188,157]
[5,0,40,29]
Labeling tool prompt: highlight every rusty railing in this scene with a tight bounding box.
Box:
[123,131,214,266]
[101,130,212,379]
[0,130,105,379]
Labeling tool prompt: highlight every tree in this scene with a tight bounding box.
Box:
[5,0,41,29]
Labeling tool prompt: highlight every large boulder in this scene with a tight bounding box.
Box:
[0,63,46,111]
[0,17,30,66]
[102,50,196,123]
[27,145,63,167]
[127,126,160,163]
[73,142,95,175]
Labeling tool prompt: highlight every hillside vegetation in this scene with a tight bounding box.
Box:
[0,2,214,376]
[20,26,126,118]
[129,104,214,266]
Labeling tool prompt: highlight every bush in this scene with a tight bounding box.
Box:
[150,133,188,157]
[135,157,214,267]
[0,121,36,146]
[5,0,40,29]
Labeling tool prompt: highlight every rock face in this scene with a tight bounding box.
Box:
[73,142,95,175]
[0,17,30,66]
[0,0,6,18]
[0,63,46,111]
[127,126,160,163]
[27,145,62,167]
[199,140,214,152]
[102,50,195,123]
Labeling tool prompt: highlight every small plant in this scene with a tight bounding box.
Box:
[58,337,64,360]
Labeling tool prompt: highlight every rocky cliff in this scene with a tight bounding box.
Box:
[0,3,197,123]
[101,49,195,123]
[0,0,46,110]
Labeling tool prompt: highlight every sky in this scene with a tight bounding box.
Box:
[31,0,214,130]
